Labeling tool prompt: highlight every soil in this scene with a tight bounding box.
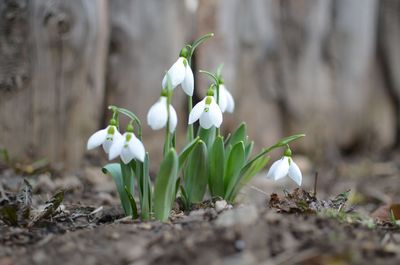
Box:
[1,154,400,265]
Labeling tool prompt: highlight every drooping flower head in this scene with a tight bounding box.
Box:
[161,47,194,96]
[109,124,145,163]
[147,95,177,133]
[215,79,234,113]
[188,94,223,129]
[266,147,302,186]
[87,119,122,154]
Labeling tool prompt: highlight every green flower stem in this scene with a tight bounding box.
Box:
[216,83,221,137]
[187,96,194,142]
[164,92,172,157]
[108,105,142,140]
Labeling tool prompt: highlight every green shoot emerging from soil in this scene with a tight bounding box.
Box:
[86,33,305,222]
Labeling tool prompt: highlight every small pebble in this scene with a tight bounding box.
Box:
[215,200,228,213]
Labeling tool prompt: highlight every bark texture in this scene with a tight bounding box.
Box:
[0,0,398,168]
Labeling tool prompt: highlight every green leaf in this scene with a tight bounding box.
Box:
[227,123,247,147]
[209,136,225,197]
[141,154,151,220]
[154,149,179,222]
[272,133,306,148]
[227,155,270,202]
[178,137,200,171]
[198,127,216,149]
[102,163,132,216]
[244,133,305,171]
[124,186,139,219]
[224,141,245,200]
[121,162,134,197]
[179,184,190,210]
[185,141,208,203]
[245,141,254,161]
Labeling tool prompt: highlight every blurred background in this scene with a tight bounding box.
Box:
[0,0,399,170]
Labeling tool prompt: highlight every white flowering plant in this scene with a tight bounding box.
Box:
[87,33,305,221]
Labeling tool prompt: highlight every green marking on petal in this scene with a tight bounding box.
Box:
[126,133,132,142]
[107,126,115,135]
[205,96,212,105]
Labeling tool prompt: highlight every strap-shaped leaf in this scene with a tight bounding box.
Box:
[243,133,305,171]
[141,154,151,220]
[209,136,225,197]
[226,123,247,147]
[197,127,216,149]
[224,141,245,200]
[245,141,254,161]
[154,149,179,222]
[185,141,208,203]
[124,186,139,219]
[227,155,270,202]
[102,163,132,216]
[178,137,200,171]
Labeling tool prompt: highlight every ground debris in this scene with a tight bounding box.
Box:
[269,188,350,214]
[28,190,65,227]
[0,180,32,226]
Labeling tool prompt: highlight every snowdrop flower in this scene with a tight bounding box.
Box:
[109,129,145,163]
[147,96,178,133]
[188,96,223,129]
[266,152,302,186]
[87,122,122,154]
[216,83,235,113]
[161,48,194,96]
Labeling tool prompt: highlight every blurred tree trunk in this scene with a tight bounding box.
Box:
[378,0,400,147]
[0,0,108,168]
[105,0,192,165]
[197,0,395,159]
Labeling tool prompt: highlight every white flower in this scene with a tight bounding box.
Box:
[109,132,145,163]
[215,84,235,113]
[188,96,223,129]
[162,57,194,96]
[87,125,122,154]
[147,96,178,133]
[266,156,302,186]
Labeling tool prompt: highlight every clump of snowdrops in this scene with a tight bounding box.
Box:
[87,33,305,221]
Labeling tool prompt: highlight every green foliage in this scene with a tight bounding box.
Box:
[153,149,179,222]
[103,163,135,216]
[184,141,208,204]
[92,32,306,222]
[208,136,225,197]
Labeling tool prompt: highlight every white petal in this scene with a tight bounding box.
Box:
[128,135,145,162]
[147,98,168,130]
[108,133,125,160]
[266,157,289,181]
[216,85,228,112]
[224,87,235,113]
[288,159,302,186]
[102,127,122,153]
[168,105,178,133]
[188,99,206,124]
[182,65,194,96]
[163,57,186,88]
[120,147,134,164]
[199,111,214,129]
[87,128,107,150]
[208,100,223,128]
